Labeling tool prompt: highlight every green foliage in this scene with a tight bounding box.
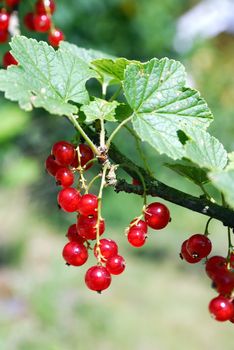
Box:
[210,169,234,208]
[165,162,209,186]
[81,98,119,122]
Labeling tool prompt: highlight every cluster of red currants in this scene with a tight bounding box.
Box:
[1,0,64,68]
[180,234,234,322]
[45,140,126,293]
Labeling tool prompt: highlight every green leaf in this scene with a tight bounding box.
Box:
[0,36,96,116]
[92,58,135,81]
[209,169,234,208]
[165,162,209,185]
[184,127,228,170]
[81,98,119,123]
[115,103,133,121]
[123,58,213,160]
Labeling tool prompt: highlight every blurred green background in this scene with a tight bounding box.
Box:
[0,0,234,349]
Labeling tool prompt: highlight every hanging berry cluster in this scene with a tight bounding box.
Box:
[0,0,64,67]
[45,140,171,292]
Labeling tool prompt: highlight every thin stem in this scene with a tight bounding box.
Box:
[226,227,233,268]
[124,124,154,177]
[76,146,87,191]
[95,163,109,263]
[68,114,100,156]
[106,115,133,149]
[199,184,213,202]
[86,174,101,194]
[83,157,98,170]
[108,85,122,102]
[100,119,106,149]
[204,217,212,236]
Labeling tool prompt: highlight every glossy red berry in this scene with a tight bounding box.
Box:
[45,155,61,176]
[127,228,147,247]
[106,255,126,275]
[55,167,74,188]
[6,0,20,6]
[52,141,75,166]
[186,234,212,259]
[77,215,105,240]
[33,14,51,32]
[48,28,64,47]
[0,30,8,43]
[62,241,88,266]
[3,51,18,68]
[85,265,111,292]
[209,295,234,322]
[130,218,148,233]
[0,11,10,31]
[144,202,170,230]
[180,240,201,264]
[71,144,94,170]
[24,12,35,31]
[230,253,234,269]
[213,271,234,296]
[205,256,227,280]
[94,239,118,261]
[66,224,86,244]
[35,0,56,15]
[57,188,81,212]
[78,194,98,216]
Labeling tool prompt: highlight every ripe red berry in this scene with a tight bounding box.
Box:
[180,240,201,264]
[230,253,234,269]
[144,202,170,230]
[213,271,234,296]
[130,218,148,233]
[0,30,8,43]
[55,167,74,188]
[33,14,51,32]
[209,295,234,322]
[52,141,75,166]
[78,194,98,216]
[48,28,64,47]
[0,11,10,31]
[106,255,126,275]
[57,188,81,212]
[66,224,86,244]
[205,256,227,280]
[127,228,147,247]
[24,12,35,31]
[94,239,118,261]
[132,178,140,186]
[186,234,212,259]
[77,215,105,240]
[71,144,94,170]
[45,155,61,176]
[6,0,20,6]
[85,265,111,292]
[62,241,88,266]
[3,51,18,68]
[35,0,56,15]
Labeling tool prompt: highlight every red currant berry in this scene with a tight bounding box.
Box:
[132,178,140,186]
[48,28,64,47]
[35,0,56,15]
[0,11,10,31]
[0,30,8,43]
[57,188,81,212]
[106,255,126,275]
[55,167,74,188]
[33,14,51,32]
[127,228,147,247]
[230,253,234,269]
[77,215,105,240]
[186,234,212,259]
[213,271,234,296]
[209,295,234,322]
[3,51,18,68]
[24,12,35,31]
[85,265,111,292]
[71,144,94,170]
[180,240,201,264]
[52,141,75,166]
[66,224,86,244]
[144,202,170,230]
[94,239,118,261]
[62,241,88,266]
[130,218,148,233]
[45,155,61,177]
[78,194,98,216]
[205,256,227,280]
[6,0,20,6]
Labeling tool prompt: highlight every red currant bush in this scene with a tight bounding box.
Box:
[94,238,118,261]
[85,266,111,292]
[180,240,202,264]
[52,141,75,166]
[77,215,105,240]
[48,28,64,47]
[144,202,170,230]
[62,241,88,266]
[66,224,86,244]
[3,51,18,68]
[45,155,61,176]
[33,14,51,33]
[106,255,126,275]
[55,167,74,188]
[57,187,81,212]
[209,295,234,322]
[72,144,94,170]
[186,234,212,259]
[78,194,98,216]
[127,227,147,247]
